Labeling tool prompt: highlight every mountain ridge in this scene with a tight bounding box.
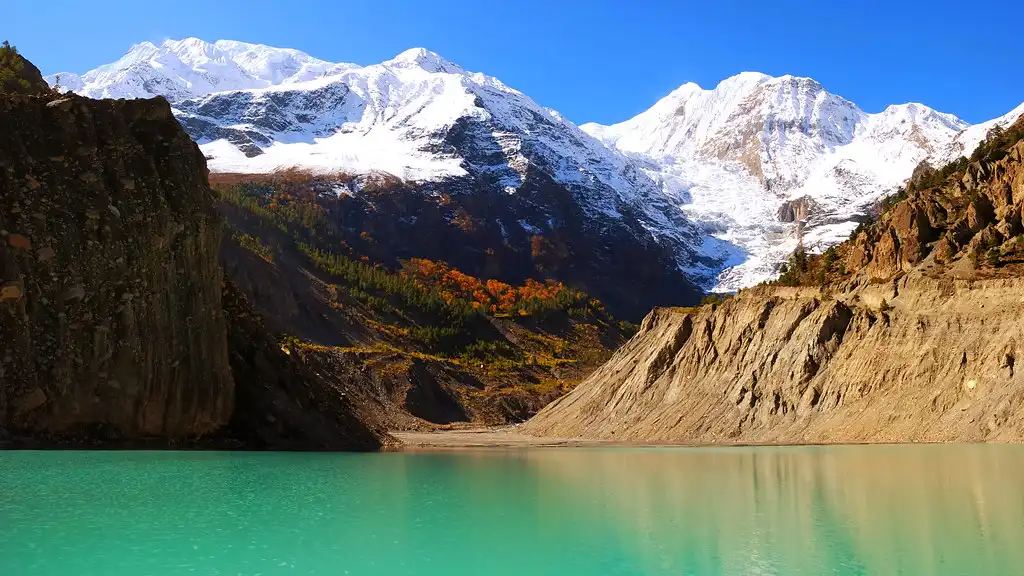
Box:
[581,71,1015,290]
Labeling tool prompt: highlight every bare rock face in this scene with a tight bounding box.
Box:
[0,91,234,439]
[777,196,817,223]
[523,278,1024,443]
[220,280,387,451]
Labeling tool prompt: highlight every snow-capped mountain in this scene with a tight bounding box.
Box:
[582,74,1024,289]
[49,39,1024,292]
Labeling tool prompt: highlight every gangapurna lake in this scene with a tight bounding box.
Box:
[1,445,1022,575]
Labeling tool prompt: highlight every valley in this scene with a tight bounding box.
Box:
[4,35,1024,446]
[6,4,1024,573]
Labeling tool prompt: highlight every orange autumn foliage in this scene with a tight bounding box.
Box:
[400,258,579,315]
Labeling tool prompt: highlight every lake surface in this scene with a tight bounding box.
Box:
[2,446,1023,575]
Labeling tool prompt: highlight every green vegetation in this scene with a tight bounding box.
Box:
[970,124,1024,164]
[299,243,483,352]
[879,186,907,211]
[700,293,728,307]
[909,157,970,191]
[776,248,809,286]
[232,232,274,263]
[986,248,1001,268]
[0,41,31,93]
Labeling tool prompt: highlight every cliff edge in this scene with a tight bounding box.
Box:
[0,90,234,438]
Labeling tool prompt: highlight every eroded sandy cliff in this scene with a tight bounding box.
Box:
[525,118,1024,444]
[524,278,1024,443]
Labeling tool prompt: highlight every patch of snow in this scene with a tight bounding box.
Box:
[45,38,357,101]
[518,220,543,234]
[937,101,1024,165]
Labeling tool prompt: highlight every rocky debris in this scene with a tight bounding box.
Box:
[221,280,388,451]
[6,234,31,250]
[0,281,22,302]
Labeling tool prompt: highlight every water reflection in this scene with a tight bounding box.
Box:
[518,445,1024,575]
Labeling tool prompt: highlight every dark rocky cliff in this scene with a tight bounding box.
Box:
[0,91,235,439]
[0,52,386,449]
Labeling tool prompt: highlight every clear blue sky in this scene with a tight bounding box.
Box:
[6,0,1022,124]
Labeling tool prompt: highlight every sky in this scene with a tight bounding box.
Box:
[5,0,1023,125]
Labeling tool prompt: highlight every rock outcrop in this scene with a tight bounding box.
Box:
[776,196,817,223]
[844,121,1024,280]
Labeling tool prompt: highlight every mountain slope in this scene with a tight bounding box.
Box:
[214,170,638,426]
[583,74,1023,290]
[524,117,1024,444]
[1,49,385,449]
[174,47,705,253]
[50,39,709,316]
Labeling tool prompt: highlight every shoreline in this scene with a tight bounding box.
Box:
[388,426,1000,450]
[388,426,606,450]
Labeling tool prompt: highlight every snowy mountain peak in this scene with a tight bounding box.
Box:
[384,48,461,74]
[581,71,1019,291]
[46,38,356,101]
[717,71,773,91]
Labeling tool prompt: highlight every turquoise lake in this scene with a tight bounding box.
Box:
[2,446,1023,575]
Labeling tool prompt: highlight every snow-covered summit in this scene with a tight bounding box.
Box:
[92,40,705,278]
[46,38,357,101]
[383,48,463,74]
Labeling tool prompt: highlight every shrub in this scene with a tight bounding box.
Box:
[776,248,809,286]
[701,294,725,307]
[986,248,1001,268]
[232,232,274,263]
